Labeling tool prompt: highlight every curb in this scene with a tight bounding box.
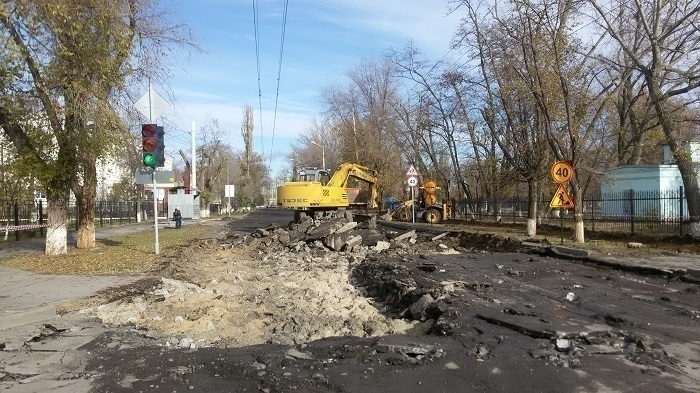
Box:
[521,241,700,283]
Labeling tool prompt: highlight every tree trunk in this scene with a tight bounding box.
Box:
[572,183,585,243]
[648,81,700,238]
[526,180,538,237]
[76,187,96,249]
[72,120,98,249]
[45,189,68,255]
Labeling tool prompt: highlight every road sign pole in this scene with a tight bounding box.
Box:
[560,208,564,245]
[153,171,159,255]
[411,186,415,223]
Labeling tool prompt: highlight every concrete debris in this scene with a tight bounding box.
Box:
[217,217,459,256]
[285,348,314,360]
[394,230,417,242]
[555,339,572,351]
[336,221,358,234]
[409,294,435,320]
[374,241,391,252]
[432,232,449,241]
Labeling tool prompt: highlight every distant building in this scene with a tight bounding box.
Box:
[601,143,698,218]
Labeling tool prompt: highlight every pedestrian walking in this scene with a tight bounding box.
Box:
[173,207,182,229]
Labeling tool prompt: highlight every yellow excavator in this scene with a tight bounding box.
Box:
[277,162,379,222]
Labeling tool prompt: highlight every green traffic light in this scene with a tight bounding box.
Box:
[143,153,157,167]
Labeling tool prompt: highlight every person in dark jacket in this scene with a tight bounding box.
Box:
[173,207,182,229]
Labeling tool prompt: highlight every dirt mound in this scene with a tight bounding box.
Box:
[456,231,524,253]
[87,216,523,348]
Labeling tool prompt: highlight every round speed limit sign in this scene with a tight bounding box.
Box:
[551,161,573,183]
[407,176,418,187]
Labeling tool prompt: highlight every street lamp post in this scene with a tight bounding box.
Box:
[311,140,325,170]
[290,157,297,180]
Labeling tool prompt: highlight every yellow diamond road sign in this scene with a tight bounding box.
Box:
[550,184,574,208]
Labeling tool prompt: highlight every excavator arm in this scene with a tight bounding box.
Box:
[327,163,378,208]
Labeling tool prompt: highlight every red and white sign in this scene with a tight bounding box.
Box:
[406,165,418,177]
[407,176,418,187]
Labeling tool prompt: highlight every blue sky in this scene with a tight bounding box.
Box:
[156,0,464,176]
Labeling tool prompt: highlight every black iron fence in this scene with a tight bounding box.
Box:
[452,187,688,237]
[2,188,692,240]
[1,200,169,241]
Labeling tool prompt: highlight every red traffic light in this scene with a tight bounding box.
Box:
[142,124,156,138]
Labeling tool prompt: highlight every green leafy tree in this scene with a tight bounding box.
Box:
[0,1,192,254]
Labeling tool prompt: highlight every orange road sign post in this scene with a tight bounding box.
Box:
[550,161,574,244]
[551,161,573,184]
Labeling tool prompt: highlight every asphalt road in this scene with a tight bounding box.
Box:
[1,208,698,392]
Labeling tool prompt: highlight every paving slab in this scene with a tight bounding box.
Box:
[0,265,142,330]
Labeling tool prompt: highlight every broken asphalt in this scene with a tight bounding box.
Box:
[2,215,699,331]
[381,220,700,283]
[1,211,700,393]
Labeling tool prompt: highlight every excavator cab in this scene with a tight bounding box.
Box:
[296,168,331,185]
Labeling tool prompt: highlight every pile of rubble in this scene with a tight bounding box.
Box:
[223,215,467,255]
[88,215,530,351]
[91,216,463,348]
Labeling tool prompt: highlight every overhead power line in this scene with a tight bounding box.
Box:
[252,0,265,163]
[268,0,289,170]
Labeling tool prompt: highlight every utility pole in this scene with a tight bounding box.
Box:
[191,120,198,219]
[149,79,160,254]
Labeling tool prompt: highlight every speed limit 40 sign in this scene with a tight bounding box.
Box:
[551,161,573,183]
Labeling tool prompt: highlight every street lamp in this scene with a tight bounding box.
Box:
[311,140,325,170]
[290,157,297,180]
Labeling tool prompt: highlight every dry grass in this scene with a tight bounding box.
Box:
[1,224,214,275]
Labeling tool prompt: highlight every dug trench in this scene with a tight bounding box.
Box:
[76,216,699,392]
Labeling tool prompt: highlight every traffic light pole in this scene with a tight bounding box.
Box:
[153,171,159,255]
[149,78,159,255]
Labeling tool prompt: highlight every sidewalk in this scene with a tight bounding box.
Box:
[0,222,157,330]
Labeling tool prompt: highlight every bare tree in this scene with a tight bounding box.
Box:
[241,104,254,180]
[320,59,405,200]
[388,44,479,204]
[588,0,700,236]
[455,1,552,235]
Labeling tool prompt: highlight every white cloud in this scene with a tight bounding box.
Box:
[311,0,461,57]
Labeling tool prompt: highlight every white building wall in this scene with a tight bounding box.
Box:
[663,142,700,164]
[601,165,688,218]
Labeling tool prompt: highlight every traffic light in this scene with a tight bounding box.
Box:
[142,124,165,169]
[154,125,165,167]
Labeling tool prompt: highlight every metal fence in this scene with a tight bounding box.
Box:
[1,200,168,241]
[452,187,688,237]
[2,188,692,240]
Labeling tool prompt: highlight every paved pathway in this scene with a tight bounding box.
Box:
[0,222,158,330]
[0,265,142,329]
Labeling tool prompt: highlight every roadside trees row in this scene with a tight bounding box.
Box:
[0,0,193,254]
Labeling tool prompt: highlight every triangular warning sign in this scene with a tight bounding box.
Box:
[550,184,574,208]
